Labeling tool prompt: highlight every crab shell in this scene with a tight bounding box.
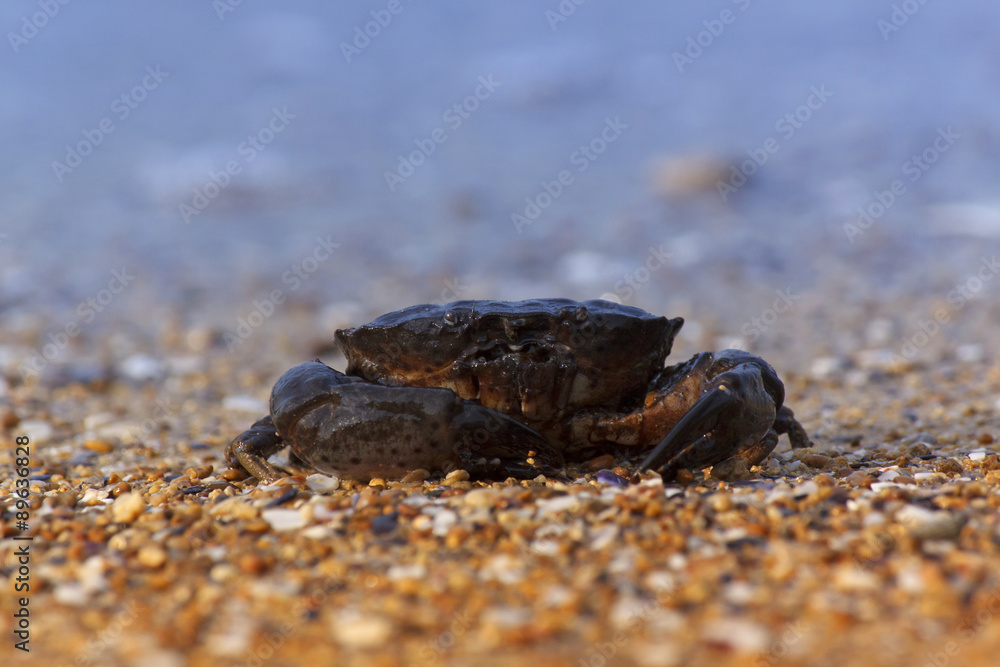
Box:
[335,299,684,431]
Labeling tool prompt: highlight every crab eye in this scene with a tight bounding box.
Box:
[443,310,458,325]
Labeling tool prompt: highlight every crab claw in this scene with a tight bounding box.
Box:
[632,350,784,482]
[449,403,565,479]
[229,360,563,483]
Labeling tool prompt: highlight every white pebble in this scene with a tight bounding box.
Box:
[536,495,580,517]
[223,395,268,413]
[19,420,54,444]
[83,412,115,431]
[877,469,900,482]
[896,504,967,540]
[431,509,458,537]
[955,344,984,363]
[387,564,427,581]
[118,354,165,381]
[810,356,846,379]
[261,508,307,531]
[968,451,987,461]
[331,610,392,649]
[305,473,340,493]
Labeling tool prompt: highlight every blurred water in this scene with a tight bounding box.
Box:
[2,0,999,332]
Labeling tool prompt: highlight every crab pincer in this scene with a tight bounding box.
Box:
[631,350,809,483]
[226,360,563,483]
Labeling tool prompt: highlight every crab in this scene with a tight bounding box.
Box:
[227,298,810,484]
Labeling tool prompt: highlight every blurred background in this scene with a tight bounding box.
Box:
[2,0,999,380]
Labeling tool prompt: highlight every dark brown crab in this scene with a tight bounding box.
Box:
[227,299,810,483]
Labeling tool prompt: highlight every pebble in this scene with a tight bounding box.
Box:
[305,473,340,493]
[118,354,165,381]
[444,469,470,485]
[370,512,399,534]
[701,617,770,653]
[331,611,392,649]
[935,458,964,474]
[432,509,458,537]
[261,508,307,531]
[810,355,848,379]
[111,491,146,523]
[18,419,54,444]
[138,545,168,568]
[222,395,268,413]
[596,469,629,486]
[896,505,967,540]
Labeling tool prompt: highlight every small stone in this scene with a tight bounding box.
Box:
[588,454,616,471]
[83,440,115,453]
[0,407,19,429]
[845,471,873,488]
[799,453,832,469]
[401,469,430,483]
[906,442,932,458]
[306,473,340,493]
[708,494,732,512]
[935,458,963,474]
[980,454,1000,471]
[463,487,500,508]
[444,469,470,485]
[896,505,967,540]
[978,433,995,445]
[878,469,900,482]
[331,610,392,649]
[111,492,146,523]
[19,420,54,444]
[596,469,628,487]
[222,395,268,413]
[370,513,399,534]
[432,509,458,537]
[387,563,427,581]
[118,354,165,382]
[711,458,752,481]
[261,508,307,531]
[674,469,695,485]
[810,356,848,379]
[138,545,167,569]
